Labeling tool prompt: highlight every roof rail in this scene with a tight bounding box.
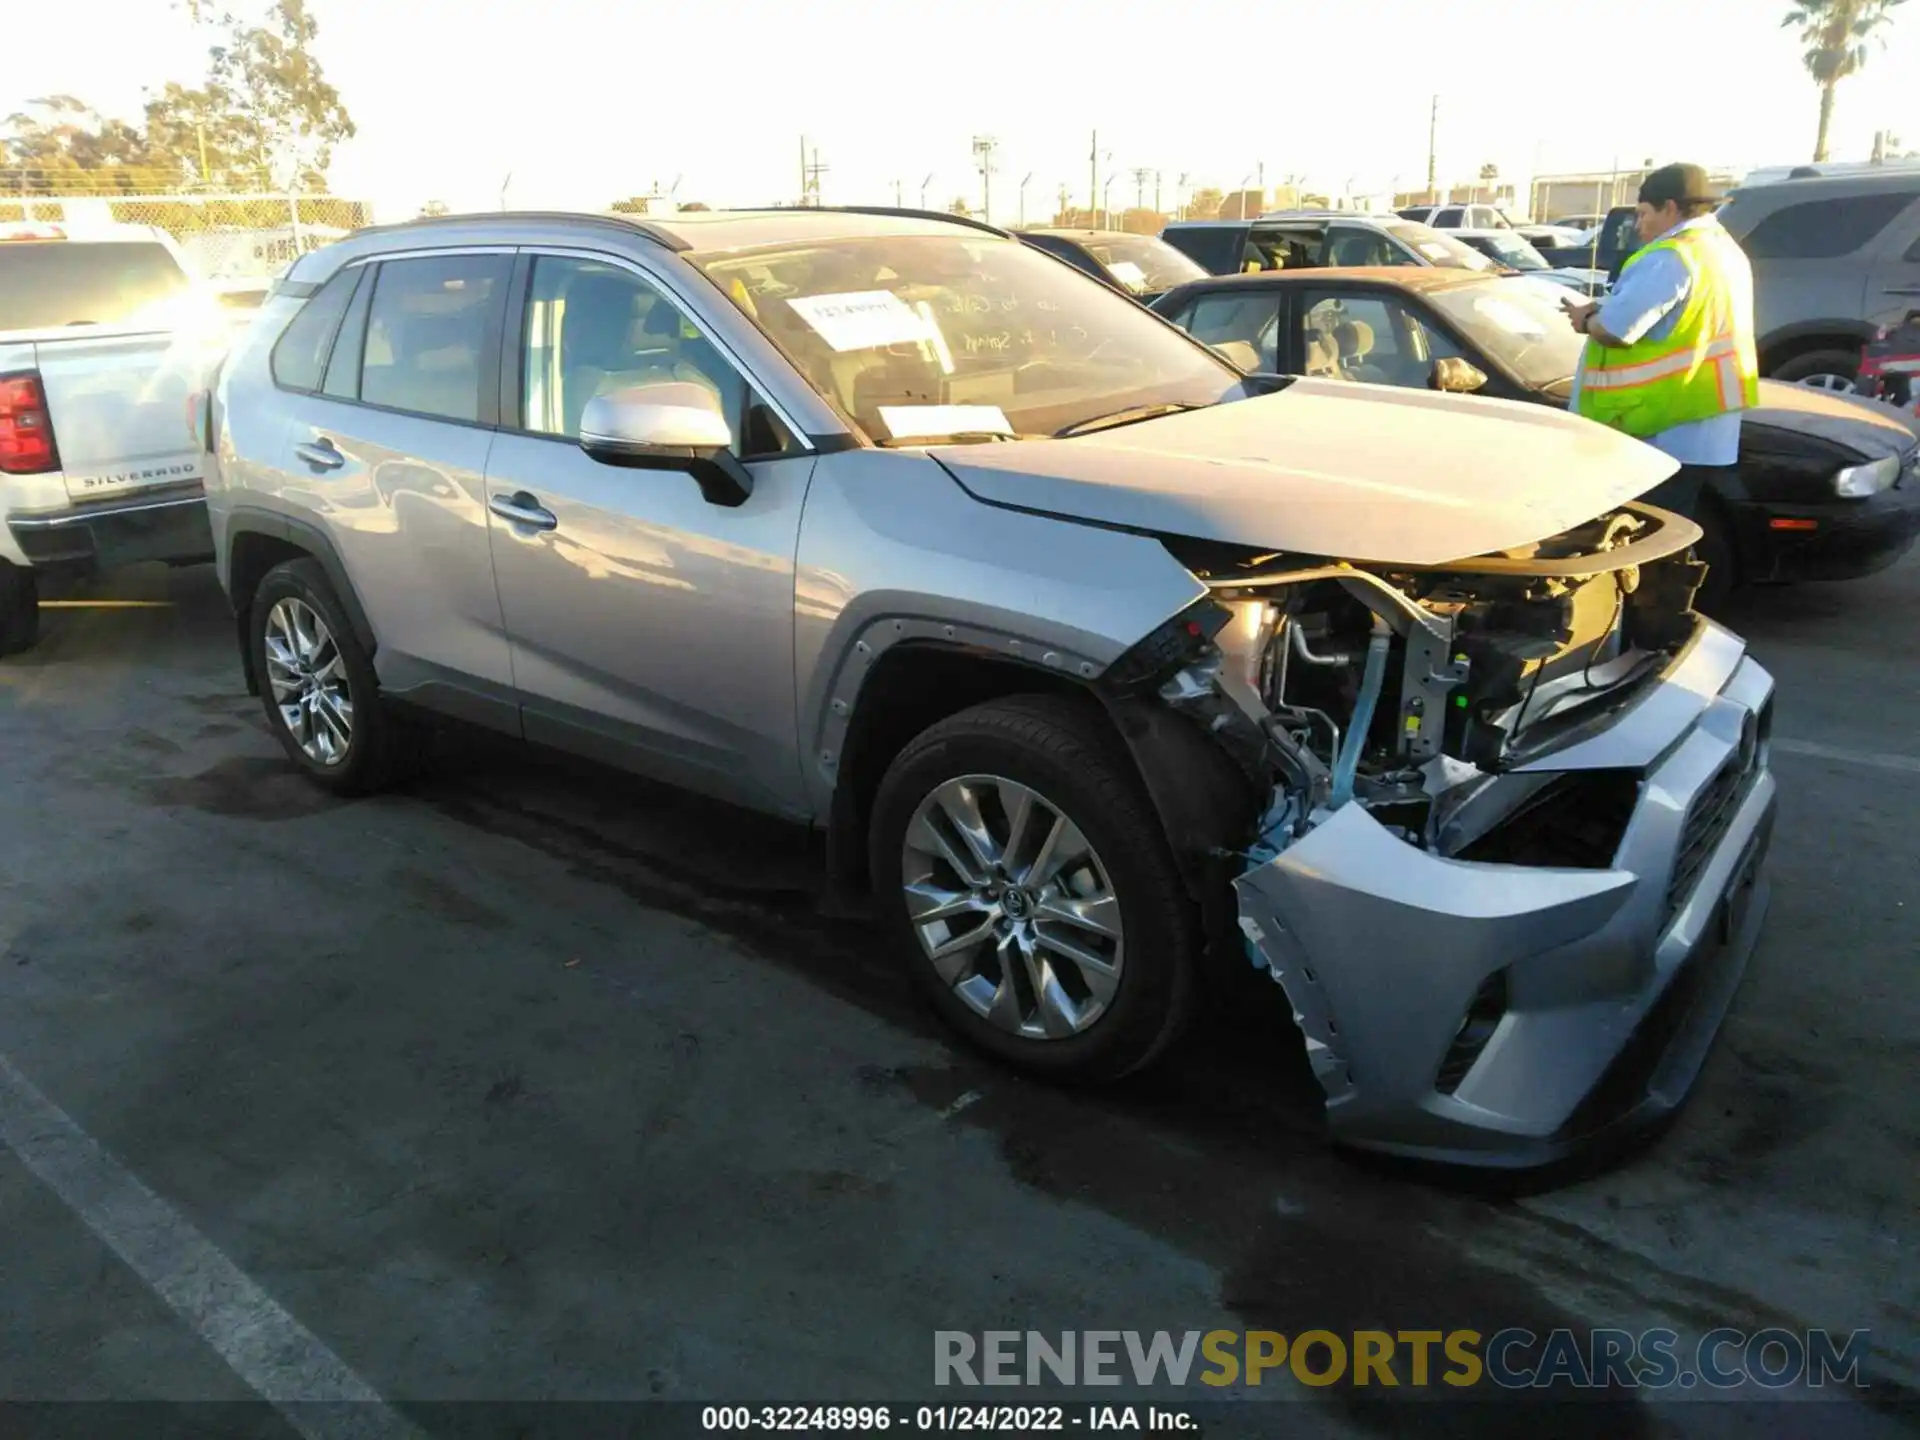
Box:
[349,209,691,252]
[776,204,1016,240]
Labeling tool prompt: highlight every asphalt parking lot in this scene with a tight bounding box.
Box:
[1,553,1917,1439]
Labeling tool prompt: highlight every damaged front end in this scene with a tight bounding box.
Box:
[1129,503,1778,1167]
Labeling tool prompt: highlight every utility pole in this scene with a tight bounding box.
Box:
[1426,95,1438,200]
[1131,166,1151,214]
[893,179,903,207]
[972,136,998,224]
[800,142,828,207]
[1154,170,1162,214]
[186,0,213,188]
[1056,182,1070,224]
[1089,130,1098,216]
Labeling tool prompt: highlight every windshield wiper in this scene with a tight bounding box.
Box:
[1054,402,1204,438]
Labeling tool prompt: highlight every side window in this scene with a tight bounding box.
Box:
[1183,292,1279,371]
[359,253,510,423]
[1326,227,1402,267]
[1435,207,1465,227]
[1301,292,1461,388]
[1738,192,1915,260]
[321,267,373,399]
[521,255,753,451]
[269,269,358,392]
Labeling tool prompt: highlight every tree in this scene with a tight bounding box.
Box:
[678,201,710,211]
[1185,186,1224,220]
[947,195,971,215]
[1478,162,1499,180]
[1782,0,1909,162]
[1,0,355,195]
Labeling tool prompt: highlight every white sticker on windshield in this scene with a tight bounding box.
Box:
[1418,243,1451,259]
[1107,260,1148,289]
[786,290,931,352]
[878,405,1014,440]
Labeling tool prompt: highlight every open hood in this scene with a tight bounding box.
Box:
[930,379,1678,566]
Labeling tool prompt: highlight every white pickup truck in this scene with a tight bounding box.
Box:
[1,222,236,653]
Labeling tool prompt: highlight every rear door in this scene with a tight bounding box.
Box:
[270,248,518,718]
[1864,190,1920,334]
[0,239,213,504]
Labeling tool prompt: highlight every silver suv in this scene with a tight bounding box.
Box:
[208,207,1778,1167]
[1716,168,1920,388]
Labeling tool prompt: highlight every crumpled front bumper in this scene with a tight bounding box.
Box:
[1235,620,1777,1168]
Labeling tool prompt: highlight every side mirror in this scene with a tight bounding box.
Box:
[579,382,753,507]
[1430,357,1489,394]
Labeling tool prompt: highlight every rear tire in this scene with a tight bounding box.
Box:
[0,560,39,657]
[249,557,417,795]
[1771,348,1860,391]
[869,694,1199,1083]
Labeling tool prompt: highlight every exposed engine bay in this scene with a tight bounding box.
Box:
[1147,501,1709,862]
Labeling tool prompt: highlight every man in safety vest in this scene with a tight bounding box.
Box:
[1562,163,1758,519]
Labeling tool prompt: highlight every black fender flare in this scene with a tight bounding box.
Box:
[225,507,377,692]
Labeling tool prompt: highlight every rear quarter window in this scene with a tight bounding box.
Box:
[1730,191,1918,259]
[269,268,361,392]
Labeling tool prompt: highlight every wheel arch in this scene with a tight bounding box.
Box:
[1758,320,1878,376]
[826,639,1262,922]
[225,508,375,695]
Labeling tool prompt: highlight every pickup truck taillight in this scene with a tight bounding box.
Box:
[0,371,59,474]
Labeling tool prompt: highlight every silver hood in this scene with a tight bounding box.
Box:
[931,379,1678,566]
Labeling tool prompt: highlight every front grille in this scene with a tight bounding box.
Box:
[1666,711,1764,922]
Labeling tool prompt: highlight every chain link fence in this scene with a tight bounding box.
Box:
[0,185,374,282]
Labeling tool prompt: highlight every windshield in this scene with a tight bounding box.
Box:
[0,240,191,332]
[1470,232,1549,270]
[692,234,1246,442]
[1382,221,1498,272]
[1426,277,1585,387]
[1077,233,1207,295]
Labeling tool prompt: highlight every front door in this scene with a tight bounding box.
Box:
[482,251,817,819]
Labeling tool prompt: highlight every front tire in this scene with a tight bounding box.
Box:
[869,694,1198,1082]
[250,558,415,795]
[0,560,39,657]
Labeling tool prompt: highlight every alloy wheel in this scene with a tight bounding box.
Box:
[263,597,353,766]
[900,774,1125,1040]
[1795,373,1859,394]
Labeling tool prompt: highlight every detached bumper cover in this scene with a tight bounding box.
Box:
[1236,630,1777,1168]
[7,488,212,574]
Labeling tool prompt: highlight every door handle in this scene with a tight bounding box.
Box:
[489,491,558,531]
[294,438,344,471]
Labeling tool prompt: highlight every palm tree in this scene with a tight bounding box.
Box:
[1782,0,1909,162]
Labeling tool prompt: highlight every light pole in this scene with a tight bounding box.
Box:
[1102,173,1117,226]
[920,173,934,209]
[1018,172,1032,228]
[972,136,998,224]
[1234,173,1253,219]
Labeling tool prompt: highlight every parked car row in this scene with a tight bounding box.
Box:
[4,199,1907,1173]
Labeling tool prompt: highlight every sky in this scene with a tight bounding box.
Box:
[10,0,1920,222]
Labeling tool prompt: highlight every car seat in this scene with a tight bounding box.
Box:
[1334,320,1388,383]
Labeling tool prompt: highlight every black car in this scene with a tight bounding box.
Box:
[1015,228,1207,304]
[1150,267,1920,606]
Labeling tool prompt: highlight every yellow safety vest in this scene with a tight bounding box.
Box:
[1576,221,1759,438]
